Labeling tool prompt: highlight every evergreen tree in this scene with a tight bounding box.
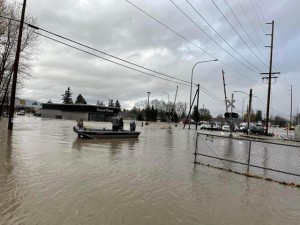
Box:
[115,100,121,108]
[150,105,158,121]
[256,110,263,122]
[145,106,151,121]
[61,87,73,104]
[47,99,53,104]
[75,94,87,104]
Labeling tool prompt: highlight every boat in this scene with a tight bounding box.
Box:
[73,126,141,139]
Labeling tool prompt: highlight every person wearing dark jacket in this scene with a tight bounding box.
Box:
[119,117,124,131]
[111,114,119,131]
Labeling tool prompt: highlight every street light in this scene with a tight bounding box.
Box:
[147,92,151,107]
[163,92,170,124]
[189,59,218,129]
[241,96,258,120]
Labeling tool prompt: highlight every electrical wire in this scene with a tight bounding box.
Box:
[224,0,269,68]
[170,0,262,73]
[124,0,266,88]
[211,0,266,73]
[1,14,231,109]
[33,31,191,87]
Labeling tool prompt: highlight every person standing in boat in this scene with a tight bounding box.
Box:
[77,119,85,130]
[119,116,124,131]
[111,114,119,131]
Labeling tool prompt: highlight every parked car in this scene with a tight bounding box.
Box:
[251,124,264,135]
[222,124,230,132]
[212,123,222,131]
[199,122,211,130]
[222,123,239,132]
[239,122,248,132]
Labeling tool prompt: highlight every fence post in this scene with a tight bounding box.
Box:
[194,133,199,163]
[247,140,252,173]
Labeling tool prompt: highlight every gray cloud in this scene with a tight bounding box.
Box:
[18,0,299,118]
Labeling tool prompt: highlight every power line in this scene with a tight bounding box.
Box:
[124,0,266,88]
[1,14,195,85]
[32,31,191,87]
[250,0,280,71]
[170,0,262,73]
[237,0,270,62]
[185,0,264,73]
[27,25,193,86]
[1,14,230,107]
[35,31,227,106]
[224,0,269,68]
[211,0,267,74]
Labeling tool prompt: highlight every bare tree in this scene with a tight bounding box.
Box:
[0,0,38,115]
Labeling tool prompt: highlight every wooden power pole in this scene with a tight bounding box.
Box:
[8,0,27,130]
[260,20,280,135]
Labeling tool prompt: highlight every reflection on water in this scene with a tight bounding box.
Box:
[0,116,300,225]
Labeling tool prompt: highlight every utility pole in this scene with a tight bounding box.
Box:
[297,108,299,125]
[247,89,253,135]
[222,70,228,112]
[8,0,27,130]
[290,85,292,125]
[195,84,200,130]
[260,20,280,135]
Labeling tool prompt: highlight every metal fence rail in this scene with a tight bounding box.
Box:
[194,133,300,186]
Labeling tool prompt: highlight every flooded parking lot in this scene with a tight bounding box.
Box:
[0,116,300,225]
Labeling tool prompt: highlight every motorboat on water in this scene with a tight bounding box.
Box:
[73,126,141,139]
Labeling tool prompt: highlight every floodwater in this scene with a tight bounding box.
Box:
[0,116,300,225]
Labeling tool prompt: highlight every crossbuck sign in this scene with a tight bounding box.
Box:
[226,99,235,111]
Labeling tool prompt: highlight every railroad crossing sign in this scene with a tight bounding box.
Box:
[226,99,235,112]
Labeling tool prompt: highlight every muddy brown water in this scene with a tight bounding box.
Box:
[0,116,299,225]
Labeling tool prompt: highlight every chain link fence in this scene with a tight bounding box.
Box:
[194,133,300,187]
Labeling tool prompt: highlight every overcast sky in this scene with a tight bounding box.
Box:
[16,0,299,118]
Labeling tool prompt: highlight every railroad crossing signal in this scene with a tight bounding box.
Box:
[224,112,239,118]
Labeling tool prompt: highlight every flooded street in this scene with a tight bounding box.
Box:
[1,116,300,225]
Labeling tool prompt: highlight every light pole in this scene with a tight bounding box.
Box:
[147,92,151,107]
[189,59,218,129]
[163,92,170,124]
